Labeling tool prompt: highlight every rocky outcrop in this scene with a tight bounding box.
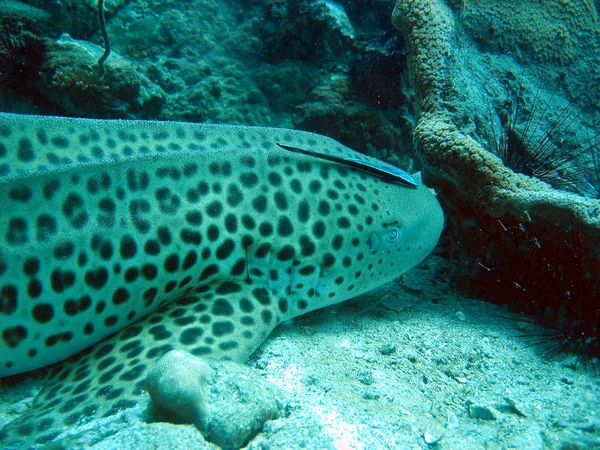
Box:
[392,0,600,335]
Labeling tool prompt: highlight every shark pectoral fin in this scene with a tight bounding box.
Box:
[0,282,282,449]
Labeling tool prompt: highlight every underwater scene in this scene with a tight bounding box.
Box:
[0,0,599,448]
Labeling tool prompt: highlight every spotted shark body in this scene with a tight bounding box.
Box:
[0,112,443,448]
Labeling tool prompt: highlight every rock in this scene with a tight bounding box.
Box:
[146,350,214,431]
[309,0,355,41]
[356,370,375,385]
[424,418,446,445]
[505,396,528,418]
[41,34,141,116]
[146,350,283,450]
[469,404,499,421]
[1,1,53,33]
[203,360,283,449]
[446,411,460,429]
[392,0,600,343]
[378,343,397,355]
[293,75,408,164]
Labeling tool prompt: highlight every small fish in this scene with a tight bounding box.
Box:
[276,143,418,187]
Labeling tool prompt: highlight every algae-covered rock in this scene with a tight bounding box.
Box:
[41,34,142,116]
[392,0,600,337]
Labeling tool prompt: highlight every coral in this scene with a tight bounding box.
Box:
[392,0,600,352]
[457,0,598,65]
[393,0,600,221]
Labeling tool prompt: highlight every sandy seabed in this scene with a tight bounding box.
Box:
[1,256,599,450]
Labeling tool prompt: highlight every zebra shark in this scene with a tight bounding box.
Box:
[0,112,443,448]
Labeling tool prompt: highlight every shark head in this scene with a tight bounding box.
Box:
[273,167,444,318]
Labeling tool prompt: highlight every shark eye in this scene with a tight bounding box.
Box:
[385,227,400,242]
